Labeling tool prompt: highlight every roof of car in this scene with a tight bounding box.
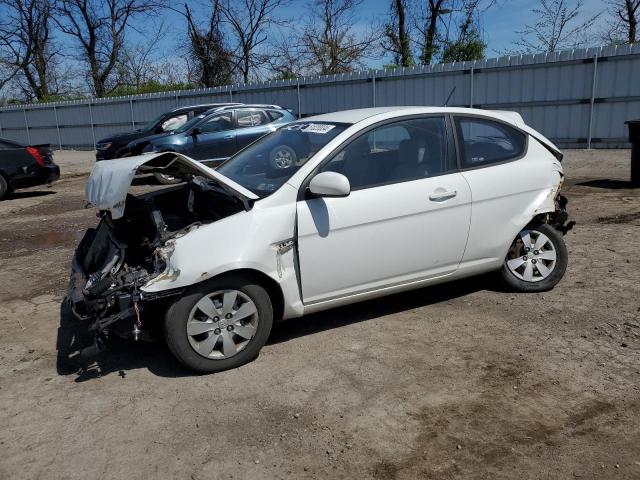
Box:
[195,104,288,117]
[215,104,285,110]
[303,106,527,127]
[170,103,241,113]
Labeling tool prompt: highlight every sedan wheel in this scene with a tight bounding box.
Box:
[270,145,297,169]
[164,275,273,373]
[500,223,568,292]
[506,230,557,282]
[187,290,259,359]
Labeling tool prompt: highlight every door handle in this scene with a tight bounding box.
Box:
[429,190,457,201]
[224,135,233,139]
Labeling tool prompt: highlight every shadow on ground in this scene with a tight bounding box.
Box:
[56,276,493,381]
[576,179,637,189]
[8,190,56,199]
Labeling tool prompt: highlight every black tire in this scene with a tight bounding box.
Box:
[164,274,273,373]
[0,174,11,201]
[500,223,568,292]
[269,145,297,170]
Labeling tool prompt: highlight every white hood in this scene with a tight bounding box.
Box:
[86,152,258,219]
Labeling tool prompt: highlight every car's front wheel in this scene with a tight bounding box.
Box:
[164,275,273,373]
[500,223,568,292]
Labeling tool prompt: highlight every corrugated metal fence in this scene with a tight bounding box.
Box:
[1,43,639,149]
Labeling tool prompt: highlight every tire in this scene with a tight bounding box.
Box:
[500,223,568,292]
[0,174,11,201]
[164,275,273,373]
[154,172,181,185]
[269,145,297,170]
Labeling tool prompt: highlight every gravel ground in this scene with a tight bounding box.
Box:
[0,149,638,479]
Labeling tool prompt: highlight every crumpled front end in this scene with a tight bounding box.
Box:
[69,152,255,357]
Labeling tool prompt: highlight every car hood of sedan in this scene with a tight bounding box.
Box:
[86,152,258,219]
[128,131,174,147]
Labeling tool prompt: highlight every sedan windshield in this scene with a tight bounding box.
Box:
[142,113,167,132]
[217,122,349,198]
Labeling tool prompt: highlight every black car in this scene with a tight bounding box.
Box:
[95,103,242,160]
[0,138,60,200]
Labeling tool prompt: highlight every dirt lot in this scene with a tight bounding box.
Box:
[0,150,638,479]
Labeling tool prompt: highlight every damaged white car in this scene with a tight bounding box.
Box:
[68,107,574,372]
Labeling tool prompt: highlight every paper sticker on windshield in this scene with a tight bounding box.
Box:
[302,124,335,134]
[286,123,335,134]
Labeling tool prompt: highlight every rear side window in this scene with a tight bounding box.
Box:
[267,110,285,121]
[236,109,269,127]
[455,117,526,167]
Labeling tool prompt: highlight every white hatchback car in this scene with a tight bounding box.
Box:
[70,107,573,372]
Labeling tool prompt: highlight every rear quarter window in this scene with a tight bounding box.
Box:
[455,117,527,168]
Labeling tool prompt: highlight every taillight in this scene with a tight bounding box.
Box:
[26,147,45,166]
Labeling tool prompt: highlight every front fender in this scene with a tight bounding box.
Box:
[140,201,304,318]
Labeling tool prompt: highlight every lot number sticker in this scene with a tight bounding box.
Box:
[286,123,336,134]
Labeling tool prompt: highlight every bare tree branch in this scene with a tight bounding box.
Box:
[301,0,377,75]
[513,0,602,54]
[0,0,61,100]
[220,0,288,83]
[54,0,165,96]
[603,0,639,44]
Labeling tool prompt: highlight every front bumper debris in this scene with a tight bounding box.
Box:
[550,195,575,234]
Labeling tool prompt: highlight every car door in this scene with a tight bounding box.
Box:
[234,109,275,150]
[296,116,472,304]
[453,115,550,266]
[190,111,235,161]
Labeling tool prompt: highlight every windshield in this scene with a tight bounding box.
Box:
[142,113,167,132]
[217,122,349,198]
[174,113,208,134]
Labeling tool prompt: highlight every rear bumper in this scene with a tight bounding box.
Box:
[12,164,60,189]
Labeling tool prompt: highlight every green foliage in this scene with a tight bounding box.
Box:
[441,34,486,63]
[273,69,297,80]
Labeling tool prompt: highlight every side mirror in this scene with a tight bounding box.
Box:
[308,171,350,198]
[191,127,201,136]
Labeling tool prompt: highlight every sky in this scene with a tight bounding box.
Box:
[143,0,611,69]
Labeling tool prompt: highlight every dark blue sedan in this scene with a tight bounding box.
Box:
[126,104,296,182]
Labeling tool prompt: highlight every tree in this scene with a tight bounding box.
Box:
[220,0,287,83]
[184,1,233,87]
[514,0,601,54]
[441,0,487,62]
[415,0,451,65]
[266,34,308,79]
[55,0,165,97]
[302,0,377,75]
[603,0,639,44]
[382,0,414,67]
[0,0,60,100]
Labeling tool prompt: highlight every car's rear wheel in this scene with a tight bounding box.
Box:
[500,223,568,292]
[0,174,12,200]
[164,275,273,373]
[270,145,297,169]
